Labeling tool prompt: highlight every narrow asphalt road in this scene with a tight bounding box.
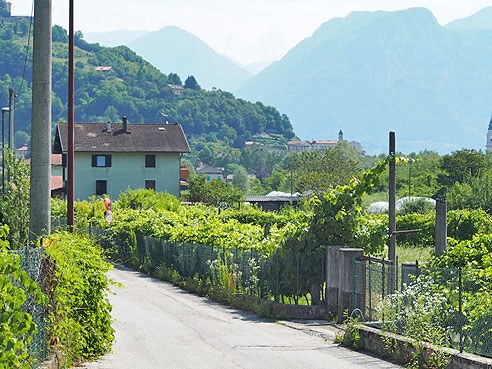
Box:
[82,265,399,369]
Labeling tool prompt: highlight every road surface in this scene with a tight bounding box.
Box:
[83,264,399,369]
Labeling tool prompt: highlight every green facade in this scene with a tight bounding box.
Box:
[74,152,180,200]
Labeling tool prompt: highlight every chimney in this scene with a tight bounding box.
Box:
[106,121,111,132]
[122,116,127,133]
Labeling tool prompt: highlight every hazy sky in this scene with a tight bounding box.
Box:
[10,0,492,64]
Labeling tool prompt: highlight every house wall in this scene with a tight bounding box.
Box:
[74,152,180,200]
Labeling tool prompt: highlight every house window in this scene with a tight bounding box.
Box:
[96,180,107,196]
[145,154,156,168]
[92,154,112,167]
[145,180,155,190]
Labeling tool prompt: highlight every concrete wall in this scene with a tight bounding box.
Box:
[351,324,492,369]
[74,152,180,200]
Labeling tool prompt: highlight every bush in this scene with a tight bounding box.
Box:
[0,225,45,368]
[116,188,180,213]
[45,232,114,366]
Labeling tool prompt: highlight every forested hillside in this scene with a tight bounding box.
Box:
[0,19,294,149]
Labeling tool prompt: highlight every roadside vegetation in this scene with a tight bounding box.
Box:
[0,153,115,367]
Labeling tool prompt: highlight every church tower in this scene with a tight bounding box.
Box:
[487,116,492,152]
[338,129,344,142]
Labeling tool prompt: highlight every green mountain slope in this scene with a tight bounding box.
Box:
[128,26,253,91]
[236,8,492,153]
[0,22,293,148]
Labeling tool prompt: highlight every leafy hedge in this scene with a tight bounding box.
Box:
[396,209,492,248]
[45,232,115,366]
[0,226,45,369]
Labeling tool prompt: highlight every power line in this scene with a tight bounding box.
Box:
[17,0,34,96]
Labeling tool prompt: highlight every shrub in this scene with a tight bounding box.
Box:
[45,232,114,366]
[0,225,45,368]
[116,188,181,213]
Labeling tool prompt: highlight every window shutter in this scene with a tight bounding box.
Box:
[106,155,112,167]
[92,155,97,167]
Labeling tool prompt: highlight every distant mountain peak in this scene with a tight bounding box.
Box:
[236,6,492,154]
[446,6,492,30]
[127,26,252,91]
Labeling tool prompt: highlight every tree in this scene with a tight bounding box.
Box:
[14,130,29,148]
[288,146,361,195]
[167,72,182,85]
[1,28,13,41]
[52,25,68,43]
[184,75,200,90]
[439,149,487,188]
[187,175,243,208]
[198,144,215,165]
[228,164,248,193]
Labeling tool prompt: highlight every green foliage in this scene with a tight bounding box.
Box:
[184,75,200,90]
[288,145,361,194]
[52,25,68,43]
[299,156,390,252]
[45,232,115,365]
[228,164,249,193]
[396,212,435,248]
[0,225,45,369]
[167,72,182,85]
[14,130,30,149]
[187,176,244,208]
[116,188,181,213]
[395,209,492,249]
[0,23,294,153]
[379,275,450,368]
[439,149,487,188]
[0,151,30,249]
[447,173,492,213]
[397,198,435,215]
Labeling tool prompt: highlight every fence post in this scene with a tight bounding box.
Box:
[296,251,299,305]
[326,246,343,315]
[368,262,372,321]
[459,264,463,353]
[275,249,279,303]
[435,198,447,256]
[337,248,364,323]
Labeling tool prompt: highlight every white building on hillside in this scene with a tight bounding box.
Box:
[287,130,365,155]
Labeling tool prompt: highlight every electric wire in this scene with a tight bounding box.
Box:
[17,0,34,96]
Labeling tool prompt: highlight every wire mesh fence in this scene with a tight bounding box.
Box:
[13,247,51,366]
[91,227,327,306]
[353,258,492,358]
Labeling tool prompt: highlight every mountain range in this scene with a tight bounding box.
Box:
[83,8,492,154]
[236,7,492,153]
[121,27,254,91]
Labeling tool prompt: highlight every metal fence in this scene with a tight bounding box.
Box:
[353,258,492,358]
[91,227,327,306]
[14,247,51,366]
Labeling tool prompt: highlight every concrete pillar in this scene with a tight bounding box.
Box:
[401,262,419,289]
[435,198,447,256]
[29,0,52,240]
[326,246,343,314]
[337,248,365,323]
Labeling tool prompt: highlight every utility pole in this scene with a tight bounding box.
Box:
[29,0,52,240]
[67,0,75,231]
[8,88,14,151]
[388,131,396,263]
